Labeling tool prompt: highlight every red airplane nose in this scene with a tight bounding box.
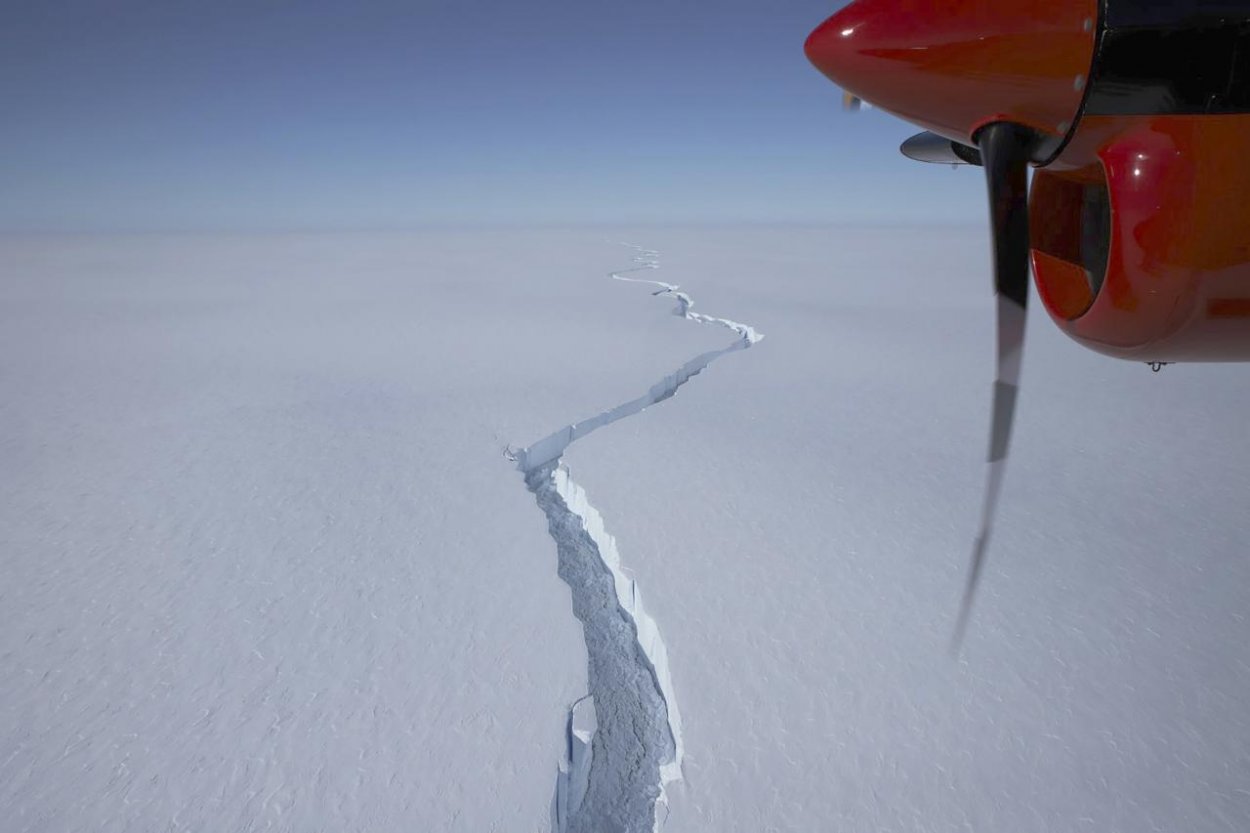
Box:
[805,0,1098,150]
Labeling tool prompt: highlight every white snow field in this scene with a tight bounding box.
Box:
[3,227,1250,832]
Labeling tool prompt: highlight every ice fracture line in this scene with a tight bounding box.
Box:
[513,245,763,833]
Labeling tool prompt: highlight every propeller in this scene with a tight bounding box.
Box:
[900,131,982,166]
[949,122,1038,654]
[841,90,875,113]
[804,0,1089,653]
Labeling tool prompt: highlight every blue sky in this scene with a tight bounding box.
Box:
[1,0,984,231]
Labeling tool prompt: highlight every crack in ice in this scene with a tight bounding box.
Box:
[515,245,762,833]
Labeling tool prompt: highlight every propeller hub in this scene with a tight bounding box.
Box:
[804,0,1098,150]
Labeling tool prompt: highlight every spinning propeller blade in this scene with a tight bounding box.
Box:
[951,122,1036,653]
[900,132,982,166]
[804,0,1094,651]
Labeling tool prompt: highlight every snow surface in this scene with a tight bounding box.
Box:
[3,227,1250,832]
[0,231,724,833]
[566,226,1250,833]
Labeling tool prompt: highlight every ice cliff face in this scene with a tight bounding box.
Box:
[530,463,674,833]
[513,246,761,833]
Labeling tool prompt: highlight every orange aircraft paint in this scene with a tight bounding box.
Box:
[806,0,1250,362]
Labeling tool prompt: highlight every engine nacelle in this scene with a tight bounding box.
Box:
[804,0,1097,158]
[1031,114,1250,362]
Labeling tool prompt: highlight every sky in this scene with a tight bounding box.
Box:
[0,0,986,231]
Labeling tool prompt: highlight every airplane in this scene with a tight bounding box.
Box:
[804,0,1250,648]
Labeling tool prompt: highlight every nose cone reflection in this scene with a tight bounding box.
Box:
[804,1,874,89]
